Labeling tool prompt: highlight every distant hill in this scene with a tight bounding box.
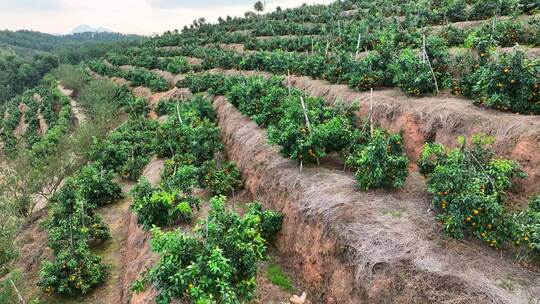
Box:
[0,30,143,55]
[0,29,144,103]
[70,25,111,34]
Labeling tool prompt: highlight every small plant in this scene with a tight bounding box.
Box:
[201,160,243,196]
[266,264,294,293]
[346,129,409,191]
[130,178,200,229]
[419,134,527,247]
[132,196,282,304]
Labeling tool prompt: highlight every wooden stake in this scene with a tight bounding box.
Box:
[369,88,374,136]
[300,96,312,134]
[355,33,361,59]
[10,279,25,304]
[422,35,439,95]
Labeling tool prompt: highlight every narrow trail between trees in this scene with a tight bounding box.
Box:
[89,74,303,303]
[32,85,89,214]
[57,84,87,125]
[99,71,540,303]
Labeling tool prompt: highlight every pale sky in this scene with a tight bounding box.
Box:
[0,0,334,35]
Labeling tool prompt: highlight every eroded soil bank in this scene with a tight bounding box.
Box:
[213,96,540,304]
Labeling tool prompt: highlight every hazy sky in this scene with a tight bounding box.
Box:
[0,0,334,35]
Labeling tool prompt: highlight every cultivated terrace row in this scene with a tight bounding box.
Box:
[91,66,540,302]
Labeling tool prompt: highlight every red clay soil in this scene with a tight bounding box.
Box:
[213,96,540,304]
[207,68,540,199]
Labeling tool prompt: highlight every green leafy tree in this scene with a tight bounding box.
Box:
[345,129,409,190]
[132,196,282,304]
[254,1,265,13]
[200,160,243,196]
[419,134,526,246]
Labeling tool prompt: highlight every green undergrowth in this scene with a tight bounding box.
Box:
[266,263,294,293]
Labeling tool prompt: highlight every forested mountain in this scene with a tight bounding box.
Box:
[0,30,141,53]
[0,29,145,104]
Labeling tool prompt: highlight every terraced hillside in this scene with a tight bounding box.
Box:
[1,0,540,304]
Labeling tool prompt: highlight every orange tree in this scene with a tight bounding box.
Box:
[419,134,527,248]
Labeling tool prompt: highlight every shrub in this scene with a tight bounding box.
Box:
[156,95,217,121]
[88,119,158,180]
[132,196,282,304]
[122,67,170,92]
[39,242,108,296]
[469,0,519,20]
[345,129,409,190]
[201,160,243,196]
[348,52,391,90]
[130,178,200,229]
[74,164,122,206]
[268,94,356,164]
[161,159,199,193]
[226,76,286,127]
[471,51,540,115]
[46,178,111,249]
[512,195,540,259]
[389,49,437,96]
[0,270,24,303]
[155,115,222,162]
[419,134,527,246]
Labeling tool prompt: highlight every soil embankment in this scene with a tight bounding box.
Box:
[207,68,540,198]
[213,95,540,304]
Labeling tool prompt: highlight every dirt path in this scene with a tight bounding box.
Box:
[213,95,540,304]
[31,85,89,214]
[84,77,303,303]
[57,84,87,125]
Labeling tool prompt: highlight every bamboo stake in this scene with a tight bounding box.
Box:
[300,96,312,133]
[176,102,183,124]
[10,279,25,304]
[355,33,361,59]
[422,35,439,95]
[325,39,330,57]
[369,88,374,136]
[287,70,291,95]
